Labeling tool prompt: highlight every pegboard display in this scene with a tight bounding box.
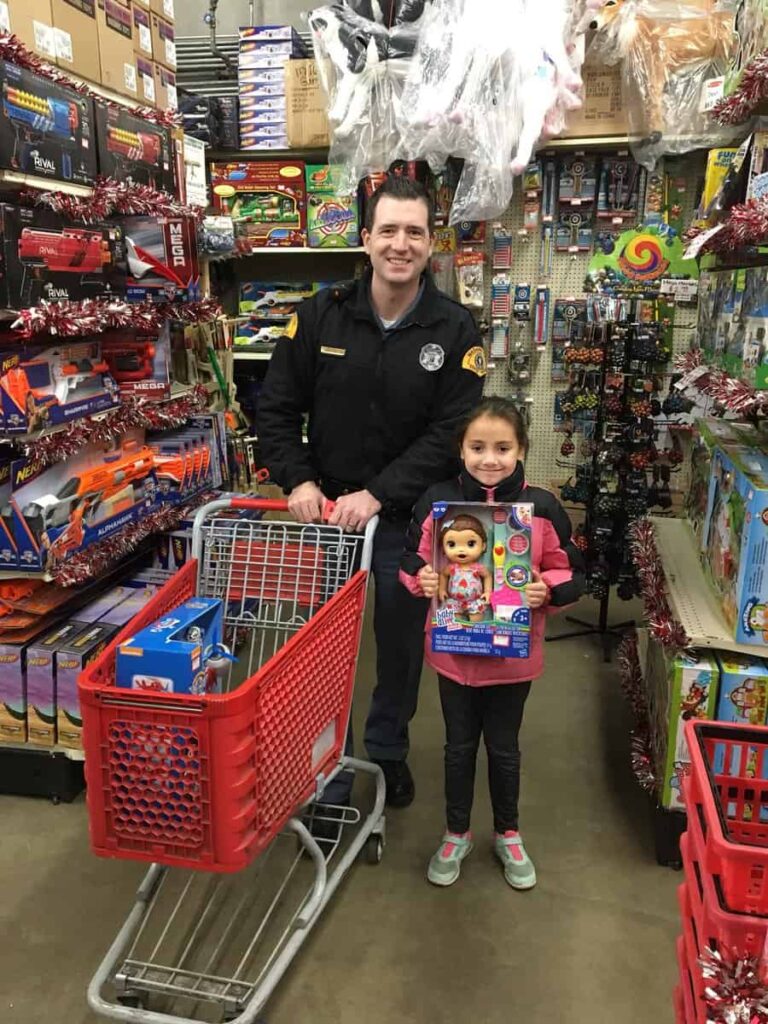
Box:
[481,150,705,491]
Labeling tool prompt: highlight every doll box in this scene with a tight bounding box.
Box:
[701,443,768,646]
[430,501,532,659]
[715,653,768,726]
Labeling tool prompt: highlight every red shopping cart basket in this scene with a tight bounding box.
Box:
[684,719,768,915]
[79,498,375,873]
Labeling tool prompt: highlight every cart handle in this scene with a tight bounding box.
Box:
[229,496,337,521]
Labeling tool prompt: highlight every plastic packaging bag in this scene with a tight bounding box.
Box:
[588,0,741,169]
[308,1,431,190]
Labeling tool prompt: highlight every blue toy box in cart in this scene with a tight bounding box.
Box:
[430,501,532,658]
[115,597,224,695]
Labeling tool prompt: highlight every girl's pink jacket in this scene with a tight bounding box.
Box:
[399,463,585,687]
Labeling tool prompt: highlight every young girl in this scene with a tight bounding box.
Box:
[400,397,585,888]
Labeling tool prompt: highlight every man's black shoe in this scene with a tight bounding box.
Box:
[304,801,348,849]
[372,759,414,808]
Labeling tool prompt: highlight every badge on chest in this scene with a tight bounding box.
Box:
[419,343,445,371]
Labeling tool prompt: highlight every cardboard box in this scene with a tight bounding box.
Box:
[149,0,172,19]
[136,53,156,107]
[0,60,97,182]
[56,621,115,748]
[646,644,719,811]
[0,640,30,742]
[132,0,152,57]
[95,101,174,192]
[150,11,174,70]
[285,58,330,148]
[0,204,126,312]
[102,323,171,397]
[430,502,532,659]
[96,0,138,99]
[154,62,176,111]
[716,653,768,725]
[210,160,307,247]
[702,444,768,646]
[239,24,303,44]
[26,621,83,745]
[305,164,359,248]
[121,215,199,301]
[0,0,57,63]
[562,63,628,138]
[50,0,100,83]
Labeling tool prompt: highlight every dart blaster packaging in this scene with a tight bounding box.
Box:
[94,101,174,193]
[120,215,199,302]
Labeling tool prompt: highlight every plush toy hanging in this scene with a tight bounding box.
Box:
[588,0,740,168]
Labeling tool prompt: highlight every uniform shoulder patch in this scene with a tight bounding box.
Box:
[462,345,487,377]
[284,313,299,339]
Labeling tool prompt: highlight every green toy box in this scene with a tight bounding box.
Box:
[305,164,359,249]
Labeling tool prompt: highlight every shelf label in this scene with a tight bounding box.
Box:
[659,278,699,302]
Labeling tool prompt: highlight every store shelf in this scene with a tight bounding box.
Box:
[233,349,274,361]
[201,247,365,261]
[0,739,84,762]
[650,516,763,657]
[207,148,330,163]
[0,169,93,198]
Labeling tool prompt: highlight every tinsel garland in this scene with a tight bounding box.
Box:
[10,297,222,338]
[21,178,204,223]
[629,518,689,650]
[699,946,768,1023]
[675,348,768,416]
[617,633,658,793]
[684,198,768,255]
[712,49,768,125]
[52,491,215,587]
[0,33,180,128]
[19,385,209,466]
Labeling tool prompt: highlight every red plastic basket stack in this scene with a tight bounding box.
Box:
[674,719,768,1022]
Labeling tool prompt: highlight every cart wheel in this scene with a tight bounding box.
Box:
[51,794,60,806]
[365,834,384,865]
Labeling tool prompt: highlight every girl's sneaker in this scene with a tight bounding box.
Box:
[494,831,537,890]
[427,831,473,886]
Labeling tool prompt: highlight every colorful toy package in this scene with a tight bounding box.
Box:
[430,502,532,659]
[702,443,768,645]
[210,161,307,247]
[305,164,360,248]
[715,653,768,725]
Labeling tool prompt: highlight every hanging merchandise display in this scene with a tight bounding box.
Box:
[588,0,740,170]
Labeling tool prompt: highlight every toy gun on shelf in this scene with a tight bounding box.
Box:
[49,350,111,404]
[18,227,114,306]
[2,84,79,179]
[106,124,162,186]
[101,339,156,383]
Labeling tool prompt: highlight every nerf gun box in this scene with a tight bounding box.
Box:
[0,339,120,434]
[305,164,360,249]
[3,430,157,572]
[0,638,32,743]
[116,597,224,694]
[120,215,199,302]
[94,101,174,193]
[0,204,126,310]
[101,324,171,397]
[0,59,96,184]
[210,161,307,247]
[56,621,116,748]
[715,653,768,726]
[430,502,532,659]
[26,621,84,746]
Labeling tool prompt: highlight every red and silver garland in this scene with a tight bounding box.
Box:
[52,491,215,587]
[629,518,689,650]
[21,178,204,223]
[699,946,768,1023]
[712,49,768,125]
[617,633,658,793]
[0,33,180,128]
[675,348,768,416]
[20,385,209,466]
[10,297,222,338]
[684,197,768,255]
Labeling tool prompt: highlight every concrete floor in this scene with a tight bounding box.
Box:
[1,596,679,1024]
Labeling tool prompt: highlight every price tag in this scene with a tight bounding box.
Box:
[142,72,155,104]
[54,29,73,64]
[571,198,582,206]
[683,223,724,260]
[701,76,725,112]
[660,278,699,301]
[568,246,580,253]
[124,62,137,95]
[166,39,176,66]
[139,24,152,54]
[612,217,623,225]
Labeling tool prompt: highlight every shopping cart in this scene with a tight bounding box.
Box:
[80,496,385,1023]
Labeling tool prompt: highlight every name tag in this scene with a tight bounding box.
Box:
[320,346,346,357]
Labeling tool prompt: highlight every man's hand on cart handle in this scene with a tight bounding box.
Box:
[288,481,328,523]
[328,490,382,533]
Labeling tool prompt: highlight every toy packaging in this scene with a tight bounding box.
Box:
[0,638,34,743]
[702,443,768,646]
[0,204,126,310]
[0,340,120,434]
[305,164,360,248]
[646,643,719,811]
[0,59,96,184]
[116,597,224,694]
[101,325,171,398]
[56,622,116,749]
[430,502,532,659]
[121,215,199,302]
[596,157,641,222]
[556,209,594,252]
[210,161,307,247]
[739,266,768,389]
[700,147,740,220]
[26,621,83,746]
[715,653,768,726]
[238,280,315,316]
[94,102,174,193]
[558,156,598,204]
[747,131,768,202]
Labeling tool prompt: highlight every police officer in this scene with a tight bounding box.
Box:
[257,175,485,810]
